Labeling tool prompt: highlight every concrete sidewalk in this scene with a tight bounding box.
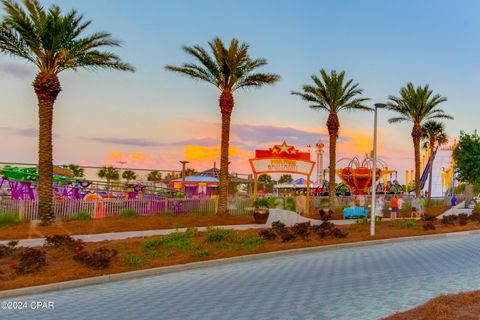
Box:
[0,209,356,247]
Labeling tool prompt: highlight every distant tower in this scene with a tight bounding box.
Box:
[315,139,325,184]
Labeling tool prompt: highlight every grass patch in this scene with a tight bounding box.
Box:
[122,254,148,267]
[119,209,138,219]
[142,228,198,251]
[205,228,232,243]
[239,235,265,249]
[66,211,91,221]
[0,213,20,227]
[396,219,417,229]
[190,247,212,258]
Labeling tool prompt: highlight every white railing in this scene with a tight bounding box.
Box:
[0,197,254,221]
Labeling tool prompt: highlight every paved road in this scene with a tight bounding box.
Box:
[3,234,480,320]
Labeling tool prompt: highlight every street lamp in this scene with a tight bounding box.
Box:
[371,103,386,236]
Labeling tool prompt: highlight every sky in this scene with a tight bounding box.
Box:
[0,0,479,182]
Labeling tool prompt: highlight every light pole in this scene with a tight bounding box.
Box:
[371,103,386,236]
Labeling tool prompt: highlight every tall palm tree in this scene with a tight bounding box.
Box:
[0,0,134,224]
[422,121,448,203]
[98,166,120,191]
[292,69,370,208]
[166,37,279,215]
[122,170,137,184]
[387,83,452,197]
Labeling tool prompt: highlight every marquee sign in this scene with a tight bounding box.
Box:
[249,141,315,176]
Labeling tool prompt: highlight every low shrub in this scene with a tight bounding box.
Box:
[442,215,457,225]
[422,214,437,222]
[458,213,469,226]
[283,197,296,211]
[397,219,416,229]
[280,231,295,242]
[355,217,369,225]
[0,213,20,227]
[331,228,348,238]
[0,240,18,259]
[470,211,480,222]
[73,247,117,269]
[291,222,311,239]
[142,230,196,251]
[253,197,270,208]
[15,247,47,274]
[319,209,333,222]
[122,254,147,267]
[190,248,212,258]
[423,221,436,231]
[205,228,232,243]
[66,211,91,221]
[240,236,265,249]
[258,228,277,240]
[44,235,83,249]
[271,220,287,232]
[119,208,138,219]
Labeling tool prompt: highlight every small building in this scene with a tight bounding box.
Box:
[169,176,219,198]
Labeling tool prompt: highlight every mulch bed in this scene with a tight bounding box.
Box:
[383,291,480,320]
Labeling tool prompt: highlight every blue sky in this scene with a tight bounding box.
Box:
[0,0,478,178]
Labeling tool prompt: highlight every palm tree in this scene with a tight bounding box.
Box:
[122,170,137,184]
[258,174,272,191]
[292,69,370,208]
[166,37,279,215]
[98,166,120,191]
[422,121,448,203]
[387,83,452,197]
[147,170,163,184]
[67,164,84,177]
[165,172,181,180]
[0,0,134,224]
[278,174,293,184]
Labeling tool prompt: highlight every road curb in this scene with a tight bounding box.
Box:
[1,229,479,299]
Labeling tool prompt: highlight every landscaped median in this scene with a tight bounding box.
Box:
[383,290,480,320]
[0,214,254,240]
[2,211,480,293]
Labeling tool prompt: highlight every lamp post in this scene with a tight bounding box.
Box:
[371,103,386,236]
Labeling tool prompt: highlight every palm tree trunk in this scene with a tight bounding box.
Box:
[327,113,339,209]
[217,90,234,215]
[412,123,422,197]
[427,136,436,205]
[33,72,61,225]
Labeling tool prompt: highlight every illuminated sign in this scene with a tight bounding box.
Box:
[249,141,314,175]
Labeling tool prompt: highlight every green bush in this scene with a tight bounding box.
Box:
[190,248,212,258]
[119,208,138,219]
[67,211,91,221]
[122,254,147,267]
[0,213,20,227]
[205,228,232,243]
[283,197,296,211]
[397,219,416,229]
[240,235,265,249]
[253,197,270,208]
[142,230,197,251]
[355,217,369,224]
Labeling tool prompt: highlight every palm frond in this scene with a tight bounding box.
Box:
[0,0,133,73]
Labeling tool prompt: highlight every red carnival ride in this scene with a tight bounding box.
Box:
[336,155,400,195]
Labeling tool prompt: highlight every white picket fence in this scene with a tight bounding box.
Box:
[0,197,254,221]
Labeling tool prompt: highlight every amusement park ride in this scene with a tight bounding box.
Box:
[336,154,403,195]
[0,166,181,200]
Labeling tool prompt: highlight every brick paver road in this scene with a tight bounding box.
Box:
[2,233,480,320]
